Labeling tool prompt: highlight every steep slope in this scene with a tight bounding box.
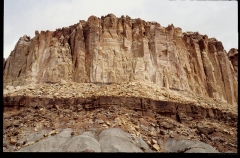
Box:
[228,48,238,79]
[3,14,238,106]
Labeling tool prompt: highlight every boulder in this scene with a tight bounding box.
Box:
[53,131,101,152]
[163,138,219,153]
[18,128,73,152]
[99,128,143,152]
[18,128,153,152]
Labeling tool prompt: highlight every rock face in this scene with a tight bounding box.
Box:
[228,48,238,79]
[3,14,238,106]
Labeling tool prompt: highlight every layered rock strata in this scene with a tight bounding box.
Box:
[3,82,237,152]
[3,14,238,106]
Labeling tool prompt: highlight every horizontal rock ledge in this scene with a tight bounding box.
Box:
[3,95,237,127]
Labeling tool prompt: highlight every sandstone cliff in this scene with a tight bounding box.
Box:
[3,14,238,106]
[228,48,238,79]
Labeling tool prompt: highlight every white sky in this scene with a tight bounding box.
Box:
[4,0,238,59]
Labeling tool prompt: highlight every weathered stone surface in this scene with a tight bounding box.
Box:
[160,121,174,129]
[179,140,219,153]
[184,148,214,153]
[18,128,151,152]
[197,123,215,135]
[133,136,151,152]
[228,48,238,79]
[3,14,238,107]
[99,128,143,152]
[52,131,101,152]
[18,128,73,152]
[164,138,219,153]
[164,138,178,151]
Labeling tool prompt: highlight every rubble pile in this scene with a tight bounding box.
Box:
[3,81,237,152]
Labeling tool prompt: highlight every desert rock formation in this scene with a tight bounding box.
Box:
[228,48,238,79]
[3,14,238,107]
[3,14,238,153]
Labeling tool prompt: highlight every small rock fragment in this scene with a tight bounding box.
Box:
[106,121,111,126]
[153,144,160,151]
[149,131,154,136]
[147,140,151,145]
[49,130,56,135]
[43,133,48,137]
[10,138,17,145]
[151,139,157,144]
[103,124,108,127]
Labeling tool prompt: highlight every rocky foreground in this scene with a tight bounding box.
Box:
[3,81,238,152]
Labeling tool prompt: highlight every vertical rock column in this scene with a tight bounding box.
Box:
[3,35,31,86]
[85,16,101,83]
[215,42,238,106]
[71,21,89,83]
[228,48,238,79]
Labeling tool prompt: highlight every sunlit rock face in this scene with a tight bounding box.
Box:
[228,48,238,79]
[3,14,238,106]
